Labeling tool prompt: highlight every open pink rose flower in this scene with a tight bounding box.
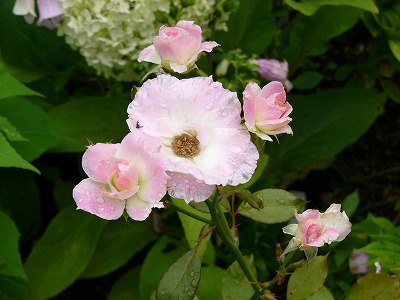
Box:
[138,20,219,73]
[127,74,259,203]
[282,204,352,262]
[255,59,293,91]
[243,81,293,141]
[73,131,170,221]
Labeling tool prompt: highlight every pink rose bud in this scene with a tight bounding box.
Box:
[12,0,37,24]
[243,81,293,141]
[138,20,219,73]
[255,59,293,92]
[36,0,64,29]
[349,249,370,274]
[282,204,352,262]
[72,131,170,221]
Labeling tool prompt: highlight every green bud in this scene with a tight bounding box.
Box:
[235,190,264,210]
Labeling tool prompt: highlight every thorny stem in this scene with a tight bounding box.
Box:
[205,193,262,295]
[164,198,214,225]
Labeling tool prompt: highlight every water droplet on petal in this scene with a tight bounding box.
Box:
[78,198,83,203]
[98,207,105,212]
[85,191,90,196]
[97,197,104,203]
[109,206,115,211]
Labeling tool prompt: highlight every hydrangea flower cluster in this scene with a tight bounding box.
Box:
[56,0,232,80]
[73,20,295,221]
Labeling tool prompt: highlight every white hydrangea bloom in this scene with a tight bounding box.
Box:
[57,0,232,81]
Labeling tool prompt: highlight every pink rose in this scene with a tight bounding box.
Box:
[127,74,258,203]
[282,204,352,262]
[243,81,293,141]
[255,59,293,91]
[138,20,219,73]
[72,131,170,221]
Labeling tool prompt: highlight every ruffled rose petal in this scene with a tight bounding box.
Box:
[126,195,164,221]
[138,45,161,64]
[82,143,120,183]
[73,178,125,220]
[167,172,215,203]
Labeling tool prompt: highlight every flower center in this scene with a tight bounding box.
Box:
[172,132,200,158]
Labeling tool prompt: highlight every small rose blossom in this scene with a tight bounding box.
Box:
[37,0,64,29]
[73,131,170,221]
[255,59,293,91]
[138,20,219,73]
[12,0,37,24]
[127,74,259,203]
[282,204,352,262]
[243,81,293,141]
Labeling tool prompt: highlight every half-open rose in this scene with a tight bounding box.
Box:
[138,20,218,73]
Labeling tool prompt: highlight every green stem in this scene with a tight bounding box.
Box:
[215,200,236,244]
[205,198,261,295]
[165,199,214,225]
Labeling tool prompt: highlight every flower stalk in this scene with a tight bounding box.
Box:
[164,197,214,225]
[205,194,262,295]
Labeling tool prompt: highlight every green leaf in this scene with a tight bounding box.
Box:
[341,190,360,219]
[0,116,28,142]
[308,286,335,300]
[49,96,129,152]
[0,275,27,300]
[196,265,225,300]
[0,1,77,70]
[0,210,28,300]
[157,248,201,300]
[216,0,275,55]
[221,256,255,300]
[359,237,400,275]
[283,6,362,71]
[239,189,307,224]
[287,255,328,300]
[0,132,39,173]
[173,199,211,257]
[0,97,63,162]
[0,62,43,99]
[140,236,189,300]
[284,0,378,16]
[0,168,41,239]
[24,207,107,300]
[292,71,323,90]
[108,266,141,300]
[80,219,157,279]
[266,88,386,182]
[349,273,400,300]
[389,39,400,62]
[380,79,400,104]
